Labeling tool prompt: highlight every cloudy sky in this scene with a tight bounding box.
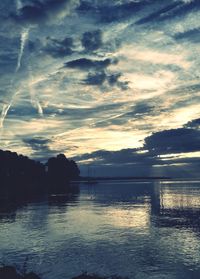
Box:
[0,0,200,177]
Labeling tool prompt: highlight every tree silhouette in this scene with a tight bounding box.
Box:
[47,154,80,193]
[0,150,80,199]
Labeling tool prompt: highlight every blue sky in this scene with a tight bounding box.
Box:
[0,0,200,177]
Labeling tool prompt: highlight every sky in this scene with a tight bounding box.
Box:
[0,0,200,177]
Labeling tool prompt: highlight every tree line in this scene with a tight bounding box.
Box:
[0,150,80,199]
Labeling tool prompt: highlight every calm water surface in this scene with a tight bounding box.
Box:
[0,180,200,279]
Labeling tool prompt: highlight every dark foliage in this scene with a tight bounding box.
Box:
[46,153,80,193]
[0,266,40,279]
[0,150,80,199]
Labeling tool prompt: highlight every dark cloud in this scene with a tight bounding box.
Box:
[76,120,200,162]
[22,137,53,160]
[11,0,78,25]
[174,28,200,43]
[64,57,115,70]
[184,118,200,130]
[136,0,200,25]
[44,36,74,57]
[135,2,181,25]
[83,71,128,89]
[23,137,51,151]
[84,71,106,85]
[126,103,155,117]
[81,30,102,51]
[78,0,153,23]
[22,137,64,160]
[74,148,157,166]
[95,102,155,128]
[74,124,200,177]
[101,0,149,23]
[144,128,200,155]
[108,73,121,85]
[75,146,199,169]
[108,73,129,90]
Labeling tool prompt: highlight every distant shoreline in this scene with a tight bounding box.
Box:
[76,177,200,182]
[78,176,172,181]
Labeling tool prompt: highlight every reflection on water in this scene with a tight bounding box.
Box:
[0,180,200,279]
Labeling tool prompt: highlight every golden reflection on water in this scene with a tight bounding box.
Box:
[160,185,200,209]
[162,192,200,209]
[105,205,150,229]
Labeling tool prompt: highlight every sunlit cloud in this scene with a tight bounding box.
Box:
[120,71,176,91]
[116,45,191,69]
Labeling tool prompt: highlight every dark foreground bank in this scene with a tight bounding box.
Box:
[0,266,123,279]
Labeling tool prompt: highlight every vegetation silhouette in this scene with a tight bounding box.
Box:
[2,266,200,279]
[0,149,80,201]
[0,266,129,279]
[47,153,80,193]
[0,265,40,279]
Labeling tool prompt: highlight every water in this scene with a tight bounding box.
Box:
[0,180,200,279]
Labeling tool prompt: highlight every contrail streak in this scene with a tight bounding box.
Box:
[16,28,29,72]
[0,90,20,128]
[28,66,44,116]
[0,0,29,129]
[0,104,11,128]
[0,27,28,127]
[0,27,29,128]
[15,0,29,72]
[37,102,43,115]
[0,1,29,128]
[16,0,22,11]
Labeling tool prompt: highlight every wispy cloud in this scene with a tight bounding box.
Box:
[0,0,199,176]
